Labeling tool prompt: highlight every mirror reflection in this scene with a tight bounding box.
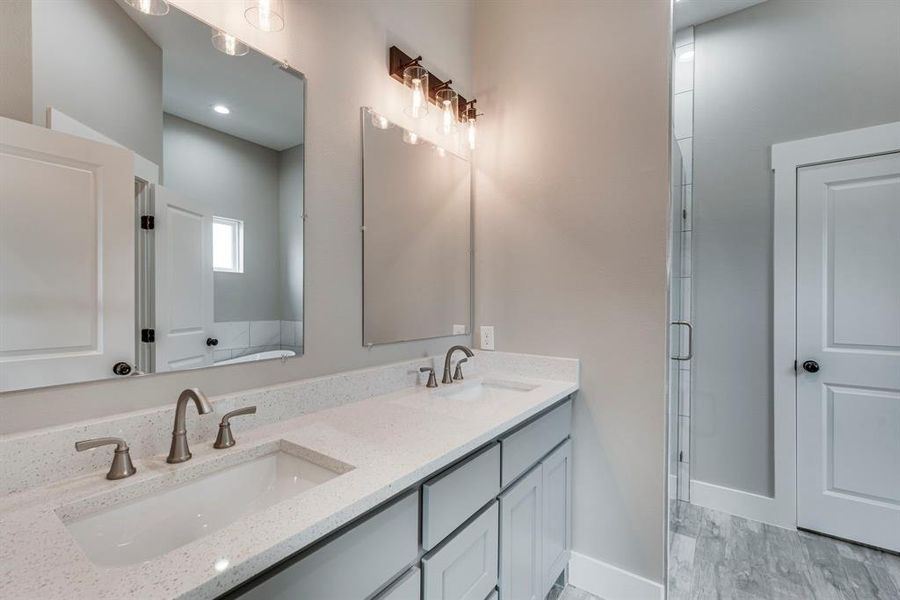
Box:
[362,108,471,346]
[0,1,304,392]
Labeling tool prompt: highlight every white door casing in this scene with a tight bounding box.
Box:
[0,116,134,391]
[766,122,900,531]
[795,152,900,552]
[153,184,214,372]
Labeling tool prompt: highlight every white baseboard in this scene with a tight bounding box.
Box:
[568,551,664,600]
[690,479,794,529]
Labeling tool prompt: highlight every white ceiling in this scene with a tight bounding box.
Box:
[674,0,768,30]
[121,3,304,151]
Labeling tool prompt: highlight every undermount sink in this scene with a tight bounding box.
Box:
[62,444,351,567]
[435,378,539,402]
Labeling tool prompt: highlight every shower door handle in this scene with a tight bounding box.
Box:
[671,321,693,361]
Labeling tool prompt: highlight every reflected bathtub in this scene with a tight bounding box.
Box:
[215,350,296,366]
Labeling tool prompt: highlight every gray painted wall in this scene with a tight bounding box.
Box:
[279,144,304,322]
[474,0,670,583]
[1,0,474,433]
[162,113,283,323]
[0,0,32,123]
[30,0,163,165]
[692,0,900,495]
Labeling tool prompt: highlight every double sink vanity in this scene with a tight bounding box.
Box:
[0,350,578,600]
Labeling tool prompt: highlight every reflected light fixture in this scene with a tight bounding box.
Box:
[213,104,231,115]
[435,86,458,135]
[369,110,390,130]
[124,0,169,16]
[212,29,250,56]
[244,0,285,32]
[435,146,447,158]
[402,129,420,145]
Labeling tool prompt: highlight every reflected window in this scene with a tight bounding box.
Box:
[213,217,244,273]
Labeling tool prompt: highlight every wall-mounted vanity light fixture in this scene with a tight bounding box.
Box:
[464,100,482,150]
[124,0,169,16]
[211,28,250,56]
[389,46,480,137]
[245,0,285,32]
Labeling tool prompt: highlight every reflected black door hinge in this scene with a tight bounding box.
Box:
[141,328,155,343]
[140,215,155,230]
[679,451,684,462]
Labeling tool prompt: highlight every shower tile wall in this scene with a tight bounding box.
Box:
[674,26,694,502]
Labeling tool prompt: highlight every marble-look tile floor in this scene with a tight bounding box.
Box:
[547,584,604,600]
[668,501,900,600]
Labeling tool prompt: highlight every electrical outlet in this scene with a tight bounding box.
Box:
[480,325,495,350]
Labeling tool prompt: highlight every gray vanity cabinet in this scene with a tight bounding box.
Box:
[499,465,543,600]
[541,440,572,597]
[422,502,499,600]
[376,566,422,600]
[234,492,419,600]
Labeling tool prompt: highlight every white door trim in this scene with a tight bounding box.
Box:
[771,121,900,530]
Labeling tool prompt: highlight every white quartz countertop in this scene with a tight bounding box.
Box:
[0,371,577,600]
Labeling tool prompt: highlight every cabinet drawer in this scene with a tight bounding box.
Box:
[423,443,501,550]
[377,566,421,600]
[422,502,499,600]
[500,399,571,487]
[236,492,419,600]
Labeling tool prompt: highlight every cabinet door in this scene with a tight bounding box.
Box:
[499,465,542,600]
[541,440,572,597]
[422,502,499,600]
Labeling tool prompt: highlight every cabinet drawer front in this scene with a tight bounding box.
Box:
[377,566,421,600]
[485,591,498,600]
[423,443,501,550]
[236,492,419,600]
[422,502,499,600]
[500,399,571,487]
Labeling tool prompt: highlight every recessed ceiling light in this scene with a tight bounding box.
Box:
[213,104,231,115]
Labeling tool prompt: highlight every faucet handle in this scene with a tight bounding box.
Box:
[214,406,257,449]
[75,437,137,480]
[419,366,439,388]
[453,357,468,381]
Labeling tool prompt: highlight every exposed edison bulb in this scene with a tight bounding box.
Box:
[466,118,477,150]
[245,0,285,32]
[441,100,455,135]
[435,146,446,158]
[411,79,425,119]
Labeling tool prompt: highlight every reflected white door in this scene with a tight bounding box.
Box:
[796,152,900,552]
[0,117,134,391]
[154,184,213,371]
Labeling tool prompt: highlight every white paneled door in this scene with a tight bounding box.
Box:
[0,117,134,391]
[153,185,214,372]
[796,152,900,552]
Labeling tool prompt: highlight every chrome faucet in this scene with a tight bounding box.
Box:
[167,388,213,463]
[442,345,474,384]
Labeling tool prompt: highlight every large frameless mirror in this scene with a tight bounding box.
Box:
[361,108,471,346]
[0,0,305,392]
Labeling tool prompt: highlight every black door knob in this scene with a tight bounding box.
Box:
[802,360,820,373]
[206,337,219,347]
[112,362,132,376]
